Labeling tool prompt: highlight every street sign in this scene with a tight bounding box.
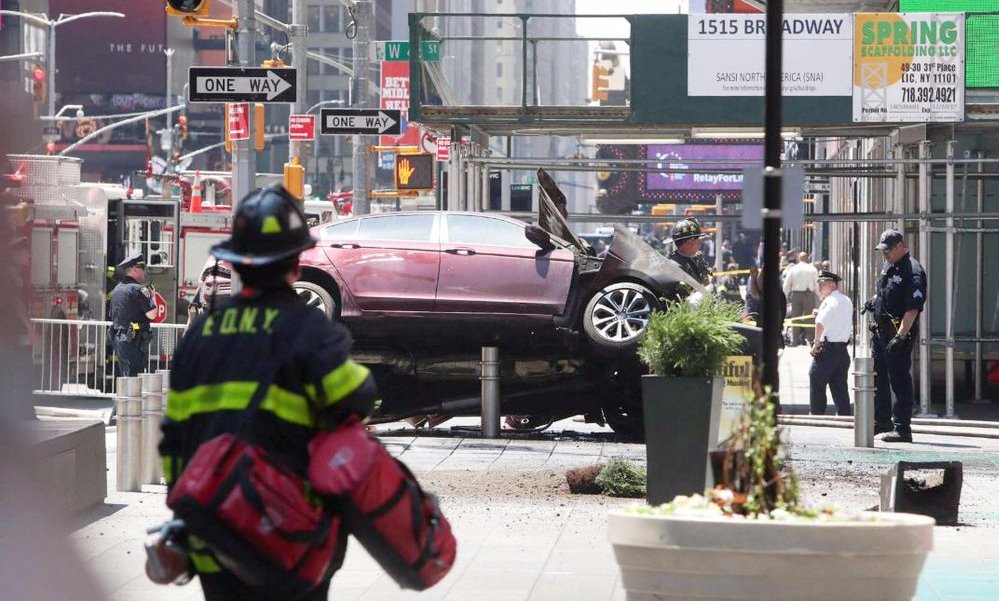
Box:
[320,109,402,135]
[288,114,316,141]
[436,136,451,162]
[188,67,297,103]
[42,126,60,137]
[151,292,168,324]
[227,103,250,141]
[374,40,440,62]
[395,153,434,191]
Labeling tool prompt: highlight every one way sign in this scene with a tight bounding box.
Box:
[188,67,297,103]
[320,108,402,135]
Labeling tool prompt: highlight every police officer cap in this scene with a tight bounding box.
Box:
[875,229,904,251]
[671,218,709,244]
[817,270,841,283]
[117,253,146,271]
[211,184,317,267]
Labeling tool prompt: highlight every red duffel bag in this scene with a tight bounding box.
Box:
[308,421,457,590]
[167,434,346,597]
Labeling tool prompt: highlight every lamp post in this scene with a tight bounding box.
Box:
[0,11,126,120]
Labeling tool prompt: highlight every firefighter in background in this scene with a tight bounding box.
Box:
[160,185,378,600]
[110,253,157,377]
[668,218,712,286]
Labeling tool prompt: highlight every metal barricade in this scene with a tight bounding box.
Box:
[30,318,186,397]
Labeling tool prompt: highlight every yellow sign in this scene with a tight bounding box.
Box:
[717,355,754,445]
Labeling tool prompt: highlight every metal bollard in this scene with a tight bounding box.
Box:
[480,346,501,438]
[116,376,144,492]
[852,357,876,448]
[140,372,164,485]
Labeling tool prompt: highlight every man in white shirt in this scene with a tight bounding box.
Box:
[809,271,854,415]
[783,252,818,346]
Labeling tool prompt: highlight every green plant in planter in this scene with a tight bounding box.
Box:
[637,295,745,377]
[596,458,647,498]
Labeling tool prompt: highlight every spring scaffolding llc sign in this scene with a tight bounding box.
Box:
[853,13,965,123]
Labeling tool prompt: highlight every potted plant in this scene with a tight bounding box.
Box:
[608,392,935,601]
[637,295,745,505]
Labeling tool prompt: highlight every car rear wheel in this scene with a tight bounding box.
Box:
[582,282,660,352]
[293,281,336,319]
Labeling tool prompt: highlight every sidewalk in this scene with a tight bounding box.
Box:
[66,424,999,601]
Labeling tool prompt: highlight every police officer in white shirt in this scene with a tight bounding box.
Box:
[809,270,854,415]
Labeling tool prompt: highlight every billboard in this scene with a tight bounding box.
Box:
[50,0,166,95]
[645,144,764,192]
[688,14,853,97]
[852,13,964,123]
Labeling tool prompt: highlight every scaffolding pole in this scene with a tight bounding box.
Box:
[944,141,957,418]
[976,152,985,403]
[917,141,933,417]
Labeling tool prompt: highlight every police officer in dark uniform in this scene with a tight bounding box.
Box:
[110,253,157,377]
[668,218,712,286]
[867,229,926,443]
[159,185,379,601]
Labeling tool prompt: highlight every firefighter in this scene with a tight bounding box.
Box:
[159,185,379,600]
[109,253,157,377]
[668,218,712,286]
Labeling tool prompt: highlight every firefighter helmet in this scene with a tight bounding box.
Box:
[210,185,316,267]
[670,218,709,245]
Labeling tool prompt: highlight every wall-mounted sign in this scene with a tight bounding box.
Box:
[852,12,965,123]
[645,144,764,192]
[688,14,853,97]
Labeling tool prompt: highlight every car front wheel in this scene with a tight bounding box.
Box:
[582,282,660,353]
[293,281,336,319]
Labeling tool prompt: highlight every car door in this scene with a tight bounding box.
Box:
[435,214,575,315]
[319,214,440,311]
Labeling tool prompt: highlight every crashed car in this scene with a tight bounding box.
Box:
[290,170,760,437]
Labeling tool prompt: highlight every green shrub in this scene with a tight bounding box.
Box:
[637,295,744,377]
[596,458,647,498]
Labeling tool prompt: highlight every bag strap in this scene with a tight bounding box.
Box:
[234,299,310,439]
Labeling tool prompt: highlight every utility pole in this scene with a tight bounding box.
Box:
[163,48,175,200]
[762,0,784,404]
[231,0,257,208]
[351,1,372,215]
[289,0,307,163]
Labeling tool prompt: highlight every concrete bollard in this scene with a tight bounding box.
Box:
[852,357,875,448]
[116,376,144,492]
[140,372,164,485]
[480,346,501,438]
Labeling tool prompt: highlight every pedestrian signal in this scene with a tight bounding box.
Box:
[591,64,609,103]
[395,153,433,191]
[31,64,46,103]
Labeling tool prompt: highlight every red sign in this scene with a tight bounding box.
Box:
[436,136,451,162]
[380,61,421,148]
[288,114,316,141]
[151,292,168,324]
[227,103,250,141]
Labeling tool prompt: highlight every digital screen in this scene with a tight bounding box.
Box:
[645,144,763,191]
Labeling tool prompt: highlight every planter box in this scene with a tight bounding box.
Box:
[608,510,934,601]
[642,375,724,505]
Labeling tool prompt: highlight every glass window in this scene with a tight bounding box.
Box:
[323,5,341,32]
[307,6,321,32]
[447,215,535,248]
[497,62,503,77]
[321,220,359,240]
[356,215,435,242]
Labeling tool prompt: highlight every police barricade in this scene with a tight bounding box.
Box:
[29,318,187,398]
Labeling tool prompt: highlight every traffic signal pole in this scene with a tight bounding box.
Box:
[762,0,784,404]
[289,0,307,163]
[351,1,372,215]
[231,0,256,208]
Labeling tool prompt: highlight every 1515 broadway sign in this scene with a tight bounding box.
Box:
[853,13,965,122]
[688,14,852,97]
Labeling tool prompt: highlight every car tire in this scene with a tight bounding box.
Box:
[293,280,337,319]
[582,281,660,353]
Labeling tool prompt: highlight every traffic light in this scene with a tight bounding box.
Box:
[177,114,188,141]
[254,103,265,151]
[165,0,210,17]
[31,64,46,103]
[591,64,609,103]
[284,157,305,200]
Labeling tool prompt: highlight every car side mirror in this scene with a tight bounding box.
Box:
[525,224,555,251]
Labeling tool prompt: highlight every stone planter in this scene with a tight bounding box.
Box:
[642,375,724,505]
[608,509,934,601]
